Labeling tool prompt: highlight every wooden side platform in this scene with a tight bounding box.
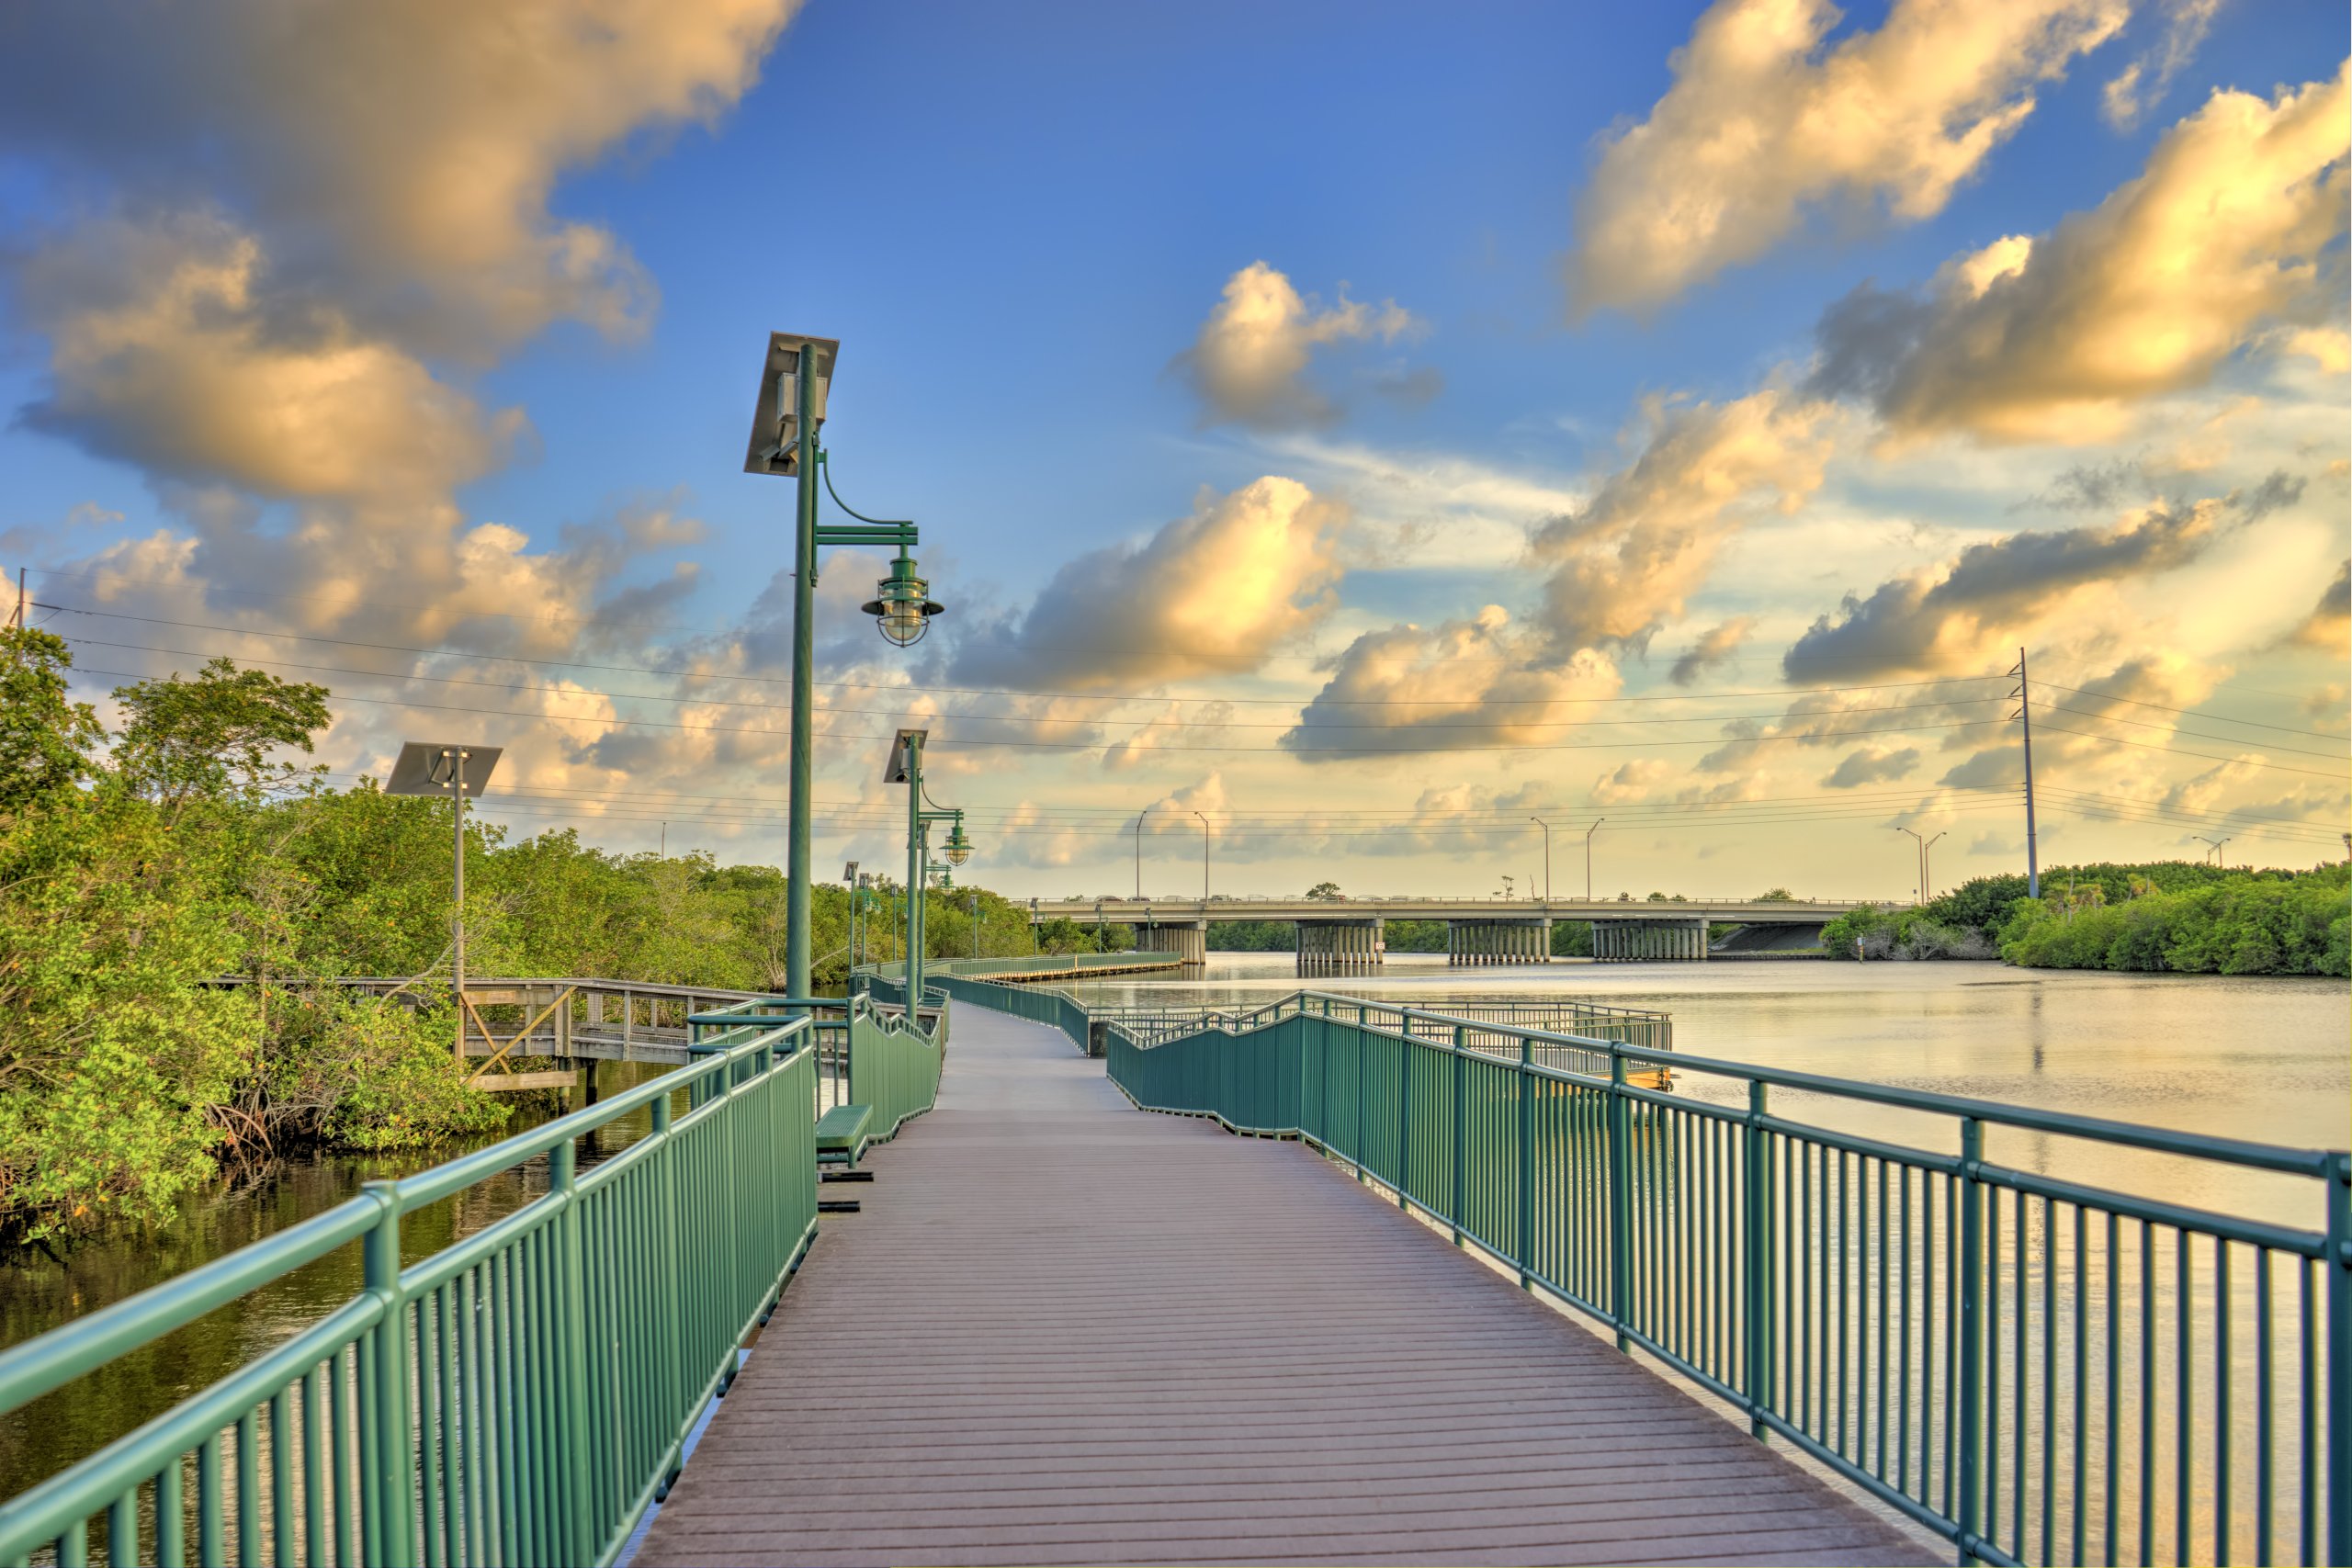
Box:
[634,1008,1933,1567]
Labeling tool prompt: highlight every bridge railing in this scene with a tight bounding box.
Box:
[686,993,948,1143]
[1096,1003,2349,1568]
[0,1017,819,1568]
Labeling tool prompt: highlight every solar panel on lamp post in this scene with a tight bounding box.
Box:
[386,742,503,1066]
[745,333,943,1006]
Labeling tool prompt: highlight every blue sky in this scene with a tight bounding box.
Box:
[2,0,2346,898]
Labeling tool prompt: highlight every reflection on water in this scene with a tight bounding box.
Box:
[0,1063,673,1509]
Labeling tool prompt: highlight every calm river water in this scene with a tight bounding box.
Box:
[3,956,2346,1535]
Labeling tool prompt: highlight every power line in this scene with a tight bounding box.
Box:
[2044,703,2348,760]
[64,659,2022,757]
[40,602,2012,711]
[61,632,2018,736]
[2040,682,2344,741]
[2032,722,2348,781]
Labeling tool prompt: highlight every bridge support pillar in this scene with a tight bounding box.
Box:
[1446,919,1548,966]
[1297,918,1383,976]
[1139,920,1207,971]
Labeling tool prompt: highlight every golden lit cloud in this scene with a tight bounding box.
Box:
[1811,61,2352,442]
[1567,0,2126,314]
[1178,263,1417,429]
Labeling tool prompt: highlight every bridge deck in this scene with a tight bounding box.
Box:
[635,1008,1930,1567]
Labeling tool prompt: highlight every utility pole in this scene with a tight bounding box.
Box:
[1531,818,1553,902]
[8,569,23,631]
[1583,818,1605,899]
[2009,647,2040,898]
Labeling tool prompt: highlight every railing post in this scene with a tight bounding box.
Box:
[1957,1117,1984,1566]
[649,1091,688,1495]
[1397,1017,1412,1211]
[551,1138,597,1563]
[360,1183,414,1568]
[1518,1034,1533,1292]
[1452,1024,1466,1247]
[2327,1150,2350,1568]
[1609,1052,1631,1351]
[1744,1079,1770,1438]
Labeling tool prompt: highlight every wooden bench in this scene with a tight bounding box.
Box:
[815,1103,874,1168]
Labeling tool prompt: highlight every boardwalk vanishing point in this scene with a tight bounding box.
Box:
[635,1004,1931,1567]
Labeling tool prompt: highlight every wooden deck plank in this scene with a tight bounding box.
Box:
[634,1006,1935,1567]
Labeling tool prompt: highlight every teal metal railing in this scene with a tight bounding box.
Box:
[0,1017,819,1568]
[942,979,2346,1568]
[688,993,946,1143]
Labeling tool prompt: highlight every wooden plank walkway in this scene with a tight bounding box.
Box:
[635,1006,1934,1567]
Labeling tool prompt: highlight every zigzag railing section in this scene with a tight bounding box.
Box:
[0,996,930,1568]
[950,983,2348,1568]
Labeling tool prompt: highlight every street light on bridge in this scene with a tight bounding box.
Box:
[1583,818,1604,900]
[746,332,945,1002]
[1531,818,1553,901]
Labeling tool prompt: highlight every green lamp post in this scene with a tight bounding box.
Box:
[883,729,976,1011]
[746,333,944,1004]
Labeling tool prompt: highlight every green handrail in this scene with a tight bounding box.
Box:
[954,982,2351,1568]
[0,1021,820,1568]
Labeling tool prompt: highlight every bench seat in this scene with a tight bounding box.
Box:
[815,1103,874,1167]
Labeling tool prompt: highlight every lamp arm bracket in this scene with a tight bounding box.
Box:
[814,524,920,547]
[820,452,919,534]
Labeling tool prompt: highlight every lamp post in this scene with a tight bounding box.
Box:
[1193,810,1211,902]
[842,861,861,975]
[884,728,977,1010]
[2195,834,2231,865]
[1134,811,1147,898]
[1894,827,1945,902]
[1531,818,1553,902]
[1583,818,1604,899]
[744,333,943,1004]
[386,741,503,1066]
[969,893,981,962]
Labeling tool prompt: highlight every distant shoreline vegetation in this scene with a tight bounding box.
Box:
[1823,862,2351,976]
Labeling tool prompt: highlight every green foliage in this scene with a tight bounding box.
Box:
[1826,861,2348,972]
[1,629,105,812]
[111,658,331,814]
[1996,866,2349,976]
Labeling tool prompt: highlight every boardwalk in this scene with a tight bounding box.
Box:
[635,1006,1933,1567]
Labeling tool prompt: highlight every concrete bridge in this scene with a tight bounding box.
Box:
[1028,895,1864,970]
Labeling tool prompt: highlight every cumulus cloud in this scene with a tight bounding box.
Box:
[1782,476,2297,682]
[1566,0,2126,315]
[1176,263,1417,429]
[1279,605,1623,760]
[2100,0,2222,130]
[1668,617,1757,685]
[1822,745,1921,787]
[15,215,522,503]
[2287,560,2350,653]
[952,477,1347,693]
[0,0,808,833]
[1808,62,2352,442]
[0,0,797,353]
[1531,391,1834,658]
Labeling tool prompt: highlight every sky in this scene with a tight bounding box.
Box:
[0,0,2346,904]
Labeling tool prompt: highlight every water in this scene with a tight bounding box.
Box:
[0,1063,675,1511]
